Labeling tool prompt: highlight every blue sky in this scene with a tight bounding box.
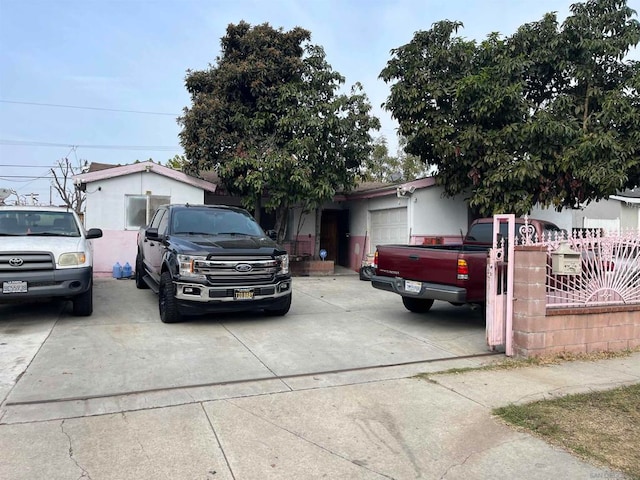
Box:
[1,0,638,204]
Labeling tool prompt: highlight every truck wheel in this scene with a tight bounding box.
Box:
[159,271,181,323]
[73,282,93,316]
[359,266,374,281]
[135,252,149,289]
[264,293,292,316]
[402,297,434,313]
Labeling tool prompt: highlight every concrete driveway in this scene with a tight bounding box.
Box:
[1,274,489,420]
[2,275,625,480]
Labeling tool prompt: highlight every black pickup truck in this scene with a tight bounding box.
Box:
[136,204,292,323]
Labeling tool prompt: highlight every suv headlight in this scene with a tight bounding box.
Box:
[277,254,289,275]
[58,252,86,267]
[178,254,207,280]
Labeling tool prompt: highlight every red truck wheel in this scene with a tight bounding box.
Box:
[402,297,434,313]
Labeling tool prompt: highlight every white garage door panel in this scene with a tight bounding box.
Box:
[370,207,408,250]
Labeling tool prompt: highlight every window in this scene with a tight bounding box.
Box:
[125,195,170,229]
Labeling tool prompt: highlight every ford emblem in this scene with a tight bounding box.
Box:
[235,263,253,273]
[9,257,24,267]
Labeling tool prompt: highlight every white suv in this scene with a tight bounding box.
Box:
[0,206,102,316]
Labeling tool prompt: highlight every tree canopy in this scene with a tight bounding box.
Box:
[380,0,640,216]
[362,136,429,183]
[179,22,380,243]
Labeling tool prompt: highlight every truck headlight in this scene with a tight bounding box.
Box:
[277,254,289,275]
[58,252,86,266]
[178,254,207,280]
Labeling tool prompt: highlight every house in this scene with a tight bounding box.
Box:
[571,190,640,231]
[72,161,217,274]
[74,159,637,276]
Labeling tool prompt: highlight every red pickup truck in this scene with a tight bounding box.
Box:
[370,217,562,313]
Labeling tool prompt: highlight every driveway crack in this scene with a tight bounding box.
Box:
[221,324,292,391]
[60,419,92,479]
[121,412,152,463]
[201,403,237,480]
[438,437,520,479]
[225,399,395,479]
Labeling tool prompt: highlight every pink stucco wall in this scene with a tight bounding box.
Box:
[92,230,138,275]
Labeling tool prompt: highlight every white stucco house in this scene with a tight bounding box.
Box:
[571,190,640,231]
[73,161,217,274]
[72,159,638,275]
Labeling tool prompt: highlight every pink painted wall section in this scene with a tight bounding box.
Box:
[348,234,370,272]
[411,234,464,245]
[282,236,315,257]
[92,230,138,274]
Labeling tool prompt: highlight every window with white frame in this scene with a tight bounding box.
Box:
[125,195,170,229]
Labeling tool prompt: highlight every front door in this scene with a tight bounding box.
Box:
[320,209,349,266]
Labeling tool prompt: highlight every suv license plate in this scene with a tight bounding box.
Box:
[404,280,421,294]
[3,281,28,294]
[234,288,254,300]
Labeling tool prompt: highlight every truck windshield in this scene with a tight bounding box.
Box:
[0,211,80,237]
[172,209,265,237]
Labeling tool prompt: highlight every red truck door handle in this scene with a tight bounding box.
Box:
[408,254,419,260]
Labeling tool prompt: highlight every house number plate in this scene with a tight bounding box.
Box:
[234,288,254,300]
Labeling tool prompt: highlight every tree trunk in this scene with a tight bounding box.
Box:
[253,195,261,225]
[273,204,289,244]
[314,207,322,259]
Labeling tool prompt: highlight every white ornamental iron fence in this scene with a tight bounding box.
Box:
[516,217,640,308]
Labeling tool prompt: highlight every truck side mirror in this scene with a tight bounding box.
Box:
[145,228,160,240]
[266,229,277,240]
[86,228,103,239]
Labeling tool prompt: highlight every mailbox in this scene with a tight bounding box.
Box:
[551,243,582,275]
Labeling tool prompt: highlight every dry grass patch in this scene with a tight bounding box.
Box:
[494,384,640,480]
[415,348,640,381]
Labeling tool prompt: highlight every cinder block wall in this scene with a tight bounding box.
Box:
[512,246,640,357]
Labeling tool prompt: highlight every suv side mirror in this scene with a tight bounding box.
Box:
[86,228,103,239]
[266,229,277,241]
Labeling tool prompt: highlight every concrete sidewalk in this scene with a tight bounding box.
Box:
[1,352,638,480]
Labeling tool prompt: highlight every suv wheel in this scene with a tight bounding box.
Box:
[135,252,149,289]
[159,271,181,323]
[264,293,292,316]
[73,282,93,316]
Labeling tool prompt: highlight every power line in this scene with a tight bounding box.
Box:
[0,140,181,151]
[0,100,180,116]
[0,175,53,179]
[0,164,58,168]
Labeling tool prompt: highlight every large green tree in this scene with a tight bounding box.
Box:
[362,136,427,182]
[380,0,640,216]
[179,22,379,245]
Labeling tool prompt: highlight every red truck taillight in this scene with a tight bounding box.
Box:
[457,259,469,280]
[373,250,378,269]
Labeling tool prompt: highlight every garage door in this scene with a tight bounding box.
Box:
[370,207,408,251]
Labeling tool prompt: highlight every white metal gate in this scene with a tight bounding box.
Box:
[486,214,516,356]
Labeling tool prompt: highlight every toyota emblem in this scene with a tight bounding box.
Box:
[8,257,24,267]
[235,263,253,273]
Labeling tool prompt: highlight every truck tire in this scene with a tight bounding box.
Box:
[73,282,93,316]
[159,271,181,323]
[402,297,434,313]
[359,266,374,281]
[135,252,149,289]
[264,293,292,316]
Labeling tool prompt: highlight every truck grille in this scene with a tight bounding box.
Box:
[194,255,279,285]
[0,252,55,272]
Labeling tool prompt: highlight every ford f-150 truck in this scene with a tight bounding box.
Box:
[136,204,292,323]
[0,205,103,316]
[370,217,562,313]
